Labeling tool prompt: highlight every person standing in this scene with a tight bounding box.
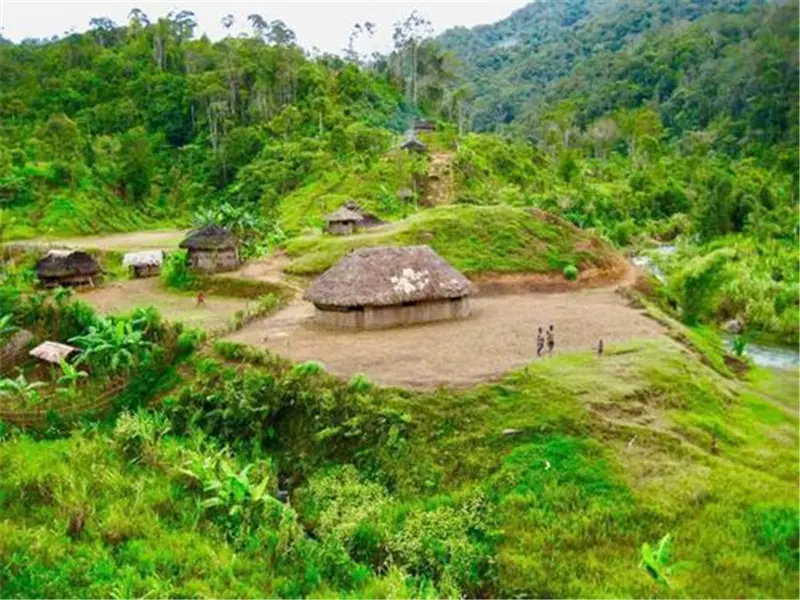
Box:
[536,327,545,357]
[546,324,555,354]
[597,338,604,356]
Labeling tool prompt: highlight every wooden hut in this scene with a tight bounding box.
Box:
[29,341,78,364]
[179,225,239,273]
[123,250,163,278]
[343,200,385,229]
[324,207,364,236]
[304,246,473,329]
[413,119,436,133]
[36,250,100,287]
[401,137,427,154]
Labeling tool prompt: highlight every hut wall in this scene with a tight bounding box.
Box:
[188,249,239,273]
[132,264,161,278]
[40,274,95,288]
[326,222,355,236]
[314,297,470,329]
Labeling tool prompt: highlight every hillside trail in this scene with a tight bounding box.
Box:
[421,151,455,207]
[6,229,187,252]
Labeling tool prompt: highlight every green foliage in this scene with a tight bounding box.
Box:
[639,534,683,589]
[160,251,194,290]
[562,264,578,280]
[0,373,45,407]
[670,248,736,325]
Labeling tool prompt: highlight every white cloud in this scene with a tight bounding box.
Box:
[0,0,528,54]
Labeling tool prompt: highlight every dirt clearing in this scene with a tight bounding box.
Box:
[80,278,250,332]
[225,284,665,389]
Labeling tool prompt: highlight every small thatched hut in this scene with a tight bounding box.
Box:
[29,341,78,364]
[123,250,163,278]
[413,119,436,132]
[36,250,100,287]
[324,207,364,236]
[401,137,427,154]
[304,246,473,329]
[179,225,239,273]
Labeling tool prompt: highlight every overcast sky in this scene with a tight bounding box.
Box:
[0,1,529,54]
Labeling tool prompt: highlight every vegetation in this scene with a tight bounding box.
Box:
[0,1,797,597]
[284,204,618,276]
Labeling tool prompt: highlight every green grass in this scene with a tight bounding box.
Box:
[283,205,618,276]
[1,334,796,598]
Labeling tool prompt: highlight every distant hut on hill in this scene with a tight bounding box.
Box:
[401,137,427,154]
[304,245,473,329]
[413,119,436,133]
[343,200,384,229]
[36,250,100,287]
[324,207,363,236]
[179,225,239,273]
[123,250,163,278]
[29,341,78,365]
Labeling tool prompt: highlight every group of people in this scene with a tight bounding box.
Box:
[536,324,555,356]
[536,324,605,357]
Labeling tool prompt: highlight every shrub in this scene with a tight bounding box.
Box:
[160,251,194,290]
[563,264,579,280]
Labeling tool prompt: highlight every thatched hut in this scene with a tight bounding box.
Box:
[343,201,384,229]
[123,250,163,278]
[324,207,364,236]
[304,246,473,329]
[179,225,239,273]
[29,341,78,364]
[36,250,100,287]
[413,119,436,132]
[401,137,427,154]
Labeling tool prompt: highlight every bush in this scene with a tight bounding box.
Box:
[160,251,194,290]
[563,264,578,280]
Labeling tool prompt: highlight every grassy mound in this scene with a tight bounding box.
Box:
[283,205,619,276]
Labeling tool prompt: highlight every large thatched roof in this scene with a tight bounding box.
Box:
[304,246,472,308]
[36,250,100,277]
[401,138,427,153]
[179,225,236,250]
[324,207,364,223]
[123,250,163,267]
[29,341,78,364]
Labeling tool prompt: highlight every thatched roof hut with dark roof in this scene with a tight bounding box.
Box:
[413,119,436,132]
[304,245,473,329]
[324,207,364,236]
[401,137,427,154]
[123,250,163,278]
[179,225,239,273]
[36,250,100,287]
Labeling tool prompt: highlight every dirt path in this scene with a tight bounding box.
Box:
[7,229,187,252]
[422,152,454,207]
[225,281,664,389]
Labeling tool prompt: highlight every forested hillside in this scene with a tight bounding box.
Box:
[0,12,420,238]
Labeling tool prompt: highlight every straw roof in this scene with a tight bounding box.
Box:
[29,341,78,364]
[123,250,164,267]
[179,225,236,250]
[304,246,472,308]
[36,250,99,277]
[324,207,364,223]
[401,138,427,153]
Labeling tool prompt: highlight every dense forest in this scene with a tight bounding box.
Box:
[0,1,798,597]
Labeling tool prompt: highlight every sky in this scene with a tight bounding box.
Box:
[0,0,529,54]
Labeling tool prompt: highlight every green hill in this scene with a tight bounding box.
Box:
[283,204,619,276]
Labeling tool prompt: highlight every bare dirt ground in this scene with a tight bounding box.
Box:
[79,278,251,332]
[225,279,665,389]
[8,229,187,252]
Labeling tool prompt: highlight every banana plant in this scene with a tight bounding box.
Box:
[0,374,46,407]
[640,533,689,589]
[0,313,18,344]
[69,318,152,375]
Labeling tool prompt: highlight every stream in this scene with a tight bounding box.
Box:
[633,245,799,371]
